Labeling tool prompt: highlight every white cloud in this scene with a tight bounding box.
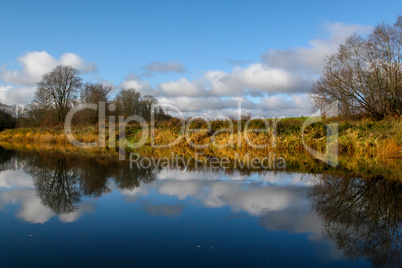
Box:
[116,22,372,116]
[0,51,97,105]
[151,21,371,115]
[0,21,372,115]
[152,64,307,100]
[118,183,152,203]
[206,64,308,96]
[0,166,95,224]
[159,78,203,97]
[120,78,154,96]
[0,169,34,188]
[155,93,310,117]
[0,188,95,224]
[59,53,97,73]
[257,93,312,117]
[145,170,317,216]
[0,85,36,106]
[157,96,245,112]
[0,189,54,223]
[261,22,372,74]
[58,202,95,223]
[0,51,58,86]
[0,51,97,86]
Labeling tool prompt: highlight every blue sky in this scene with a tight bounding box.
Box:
[0,0,401,117]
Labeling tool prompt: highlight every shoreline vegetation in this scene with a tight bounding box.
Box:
[1,116,401,180]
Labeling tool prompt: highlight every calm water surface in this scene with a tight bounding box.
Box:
[0,148,400,267]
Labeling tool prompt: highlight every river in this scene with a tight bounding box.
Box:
[0,148,400,267]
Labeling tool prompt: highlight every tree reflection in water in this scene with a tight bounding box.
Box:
[310,175,401,267]
[0,147,17,172]
[16,152,159,215]
[32,159,81,214]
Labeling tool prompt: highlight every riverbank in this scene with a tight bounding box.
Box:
[0,117,400,179]
[1,117,400,158]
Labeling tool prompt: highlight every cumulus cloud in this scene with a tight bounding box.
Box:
[143,61,185,73]
[261,22,372,74]
[0,189,54,223]
[0,51,97,105]
[257,93,312,117]
[0,85,36,105]
[115,21,372,117]
[157,96,252,113]
[206,64,309,96]
[0,167,96,224]
[0,187,95,224]
[59,53,97,73]
[0,51,97,86]
[0,169,34,188]
[150,170,318,215]
[120,76,154,96]
[58,202,96,223]
[150,63,309,100]
[159,78,203,97]
[119,184,152,203]
[0,52,58,85]
[155,94,310,117]
[0,21,372,115]
[259,172,318,186]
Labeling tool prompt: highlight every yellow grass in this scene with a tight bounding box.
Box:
[1,118,401,162]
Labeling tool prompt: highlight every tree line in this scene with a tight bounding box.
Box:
[18,65,170,127]
[0,104,18,130]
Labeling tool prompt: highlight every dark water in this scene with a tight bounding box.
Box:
[0,148,400,267]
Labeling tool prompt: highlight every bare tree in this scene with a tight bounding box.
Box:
[311,16,402,119]
[81,83,112,124]
[81,82,112,104]
[140,95,158,121]
[113,88,141,117]
[113,89,169,121]
[25,87,56,125]
[37,65,82,122]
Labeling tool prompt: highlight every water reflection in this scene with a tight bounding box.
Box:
[310,175,401,267]
[0,148,159,223]
[0,148,400,266]
[33,159,81,214]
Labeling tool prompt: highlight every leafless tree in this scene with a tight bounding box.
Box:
[311,16,402,119]
[81,82,112,124]
[140,95,158,121]
[113,89,168,121]
[37,65,82,122]
[25,87,56,125]
[113,88,142,117]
